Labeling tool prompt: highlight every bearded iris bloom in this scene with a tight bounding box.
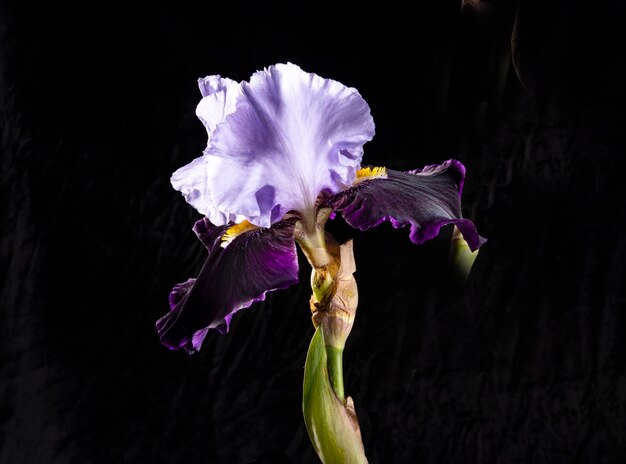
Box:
[157,63,485,463]
[156,63,485,354]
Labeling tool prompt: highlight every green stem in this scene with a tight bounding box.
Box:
[325,344,345,403]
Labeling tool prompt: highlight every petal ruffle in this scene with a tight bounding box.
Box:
[170,76,241,224]
[170,156,230,225]
[204,63,375,228]
[329,160,486,251]
[195,75,241,138]
[156,217,299,353]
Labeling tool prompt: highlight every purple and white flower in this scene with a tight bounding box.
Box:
[157,63,485,353]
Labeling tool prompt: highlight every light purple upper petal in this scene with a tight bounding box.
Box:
[170,156,231,225]
[170,76,242,225]
[330,160,486,251]
[155,217,299,353]
[203,63,375,228]
[195,76,241,138]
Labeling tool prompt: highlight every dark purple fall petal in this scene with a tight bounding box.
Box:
[191,216,217,249]
[330,160,486,251]
[156,218,299,353]
[168,278,196,310]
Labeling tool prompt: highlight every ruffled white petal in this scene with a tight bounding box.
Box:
[204,63,375,228]
[195,76,241,138]
[172,75,242,222]
[170,156,229,225]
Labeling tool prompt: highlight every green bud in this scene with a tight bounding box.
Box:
[448,225,479,282]
[311,240,357,351]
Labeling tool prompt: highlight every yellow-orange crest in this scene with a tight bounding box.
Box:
[354,166,387,184]
[221,220,259,248]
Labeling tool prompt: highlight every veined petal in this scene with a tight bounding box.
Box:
[205,63,375,228]
[170,76,241,223]
[170,156,229,225]
[195,75,241,138]
[168,278,196,309]
[156,217,299,353]
[330,160,486,251]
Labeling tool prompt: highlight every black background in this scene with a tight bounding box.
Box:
[2,1,625,463]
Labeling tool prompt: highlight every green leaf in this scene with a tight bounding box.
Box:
[302,327,368,464]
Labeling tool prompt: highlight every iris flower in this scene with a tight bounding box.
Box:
[157,63,484,354]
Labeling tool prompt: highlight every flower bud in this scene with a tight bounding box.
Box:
[311,240,358,351]
[448,225,480,282]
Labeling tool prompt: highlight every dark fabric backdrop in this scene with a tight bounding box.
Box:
[1,1,625,463]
